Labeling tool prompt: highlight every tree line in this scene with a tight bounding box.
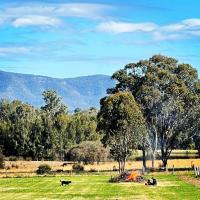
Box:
[0,90,100,161]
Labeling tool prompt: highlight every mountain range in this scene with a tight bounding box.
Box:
[0,70,115,111]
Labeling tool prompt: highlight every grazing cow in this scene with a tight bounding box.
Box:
[60,180,72,186]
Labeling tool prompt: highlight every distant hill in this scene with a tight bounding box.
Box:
[0,71,115,111]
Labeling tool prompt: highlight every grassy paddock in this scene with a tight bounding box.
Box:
[0,173,200,200]
[131,150,199,160]
[1,158,200,177]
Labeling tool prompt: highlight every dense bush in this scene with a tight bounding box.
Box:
[36,164,51,175]
[8,156,18,161]
[72,164,84,172]
[194,135,200,157]
[67,141,109,164]
[0,152,5,169]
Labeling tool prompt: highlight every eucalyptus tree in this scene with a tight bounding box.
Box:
[108,55,200,168]
[97,91,145,173]
[0,100,36,157]
[41,90,69,160]
[67,108,99,145]
[41,89,67,117]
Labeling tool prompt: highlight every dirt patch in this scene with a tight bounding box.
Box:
[179,175,200,188]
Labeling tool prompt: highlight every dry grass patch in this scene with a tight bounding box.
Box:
[0,158,200,177]
[179,175,200,188]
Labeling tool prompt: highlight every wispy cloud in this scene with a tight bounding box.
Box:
[154,18,200,41]
[161,18,200,32]
[96,21,157,34]
[152,32,185,41]
[12,15,62,27]
[0,47,30,56]
[0,3,112,28]
[96,18,200,41]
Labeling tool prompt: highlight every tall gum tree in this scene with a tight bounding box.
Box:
[108,55,200,168]
[97,91,145,173]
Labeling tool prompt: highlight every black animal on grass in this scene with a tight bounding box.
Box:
[60,180,72,186]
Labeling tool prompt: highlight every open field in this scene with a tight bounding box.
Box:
[0,150,199,177]
[0,173,200,200]
[1,158,200,177]
[131,150,199,160]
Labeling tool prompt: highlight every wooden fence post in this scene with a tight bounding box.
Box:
[172,165,174,175]
[194,166,200,178]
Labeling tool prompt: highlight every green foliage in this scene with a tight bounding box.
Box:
[194,135,200,157]
[68,141,109,164]
[0,90,101,161]
[36,164,51,175]
[0,152,5,169]
[97,91,145,172]
[72,164,84,172]
[109,54,200,168]
[8,156,18,161]
[41,90,67,117]
[67,109,100,145]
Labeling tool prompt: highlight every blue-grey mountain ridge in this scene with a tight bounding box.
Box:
[0,70,115,111]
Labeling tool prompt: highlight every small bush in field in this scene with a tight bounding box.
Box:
[0,153,5,169]
[67,141,109,164]
[8,156,18,161]
[72,164,84,172]
[11,164,19,169]
[25,157,32,161]
[6,165,11,170]
[36,164,51,175]
[89,168,97,172]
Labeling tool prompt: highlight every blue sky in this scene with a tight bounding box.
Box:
[0,0,200,78]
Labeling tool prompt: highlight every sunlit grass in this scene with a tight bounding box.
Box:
[0,174,199,200]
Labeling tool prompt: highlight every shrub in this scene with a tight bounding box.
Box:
[6,165,11,170]
[36,164,51,175]
[0,153,5,169]
[8,156,18,161]
[72,164,84,172]
[25,157,32,161]
[11,164,19,169]
[89,168,97,172]
[67,141,109,164]
[56,169,63,173]
[113,165,118,171]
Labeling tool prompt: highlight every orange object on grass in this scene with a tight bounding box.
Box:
[125,171,139,181]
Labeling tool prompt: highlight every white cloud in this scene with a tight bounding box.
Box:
[154,18,200,41]
[54,3,111,19]
[12,16,61,27]
[96,18,200,42]
[183,18,200,27]
[153,32,185,41]
[161,23,185,32]
[0,3,112,28]
[161,18,200,32]
[96,21,157,34]
[0,47,30,56]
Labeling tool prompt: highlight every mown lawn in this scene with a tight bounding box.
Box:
[0,174,199,200]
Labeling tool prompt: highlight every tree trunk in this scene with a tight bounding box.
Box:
[198,149,200,158]
[151,153,155,169]
[122,158,126,173]
[118,161,121,173]
[142,149,146,169]
[162,159,168,169]
[161,149,168,170]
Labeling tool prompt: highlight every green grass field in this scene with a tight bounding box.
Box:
[0,174,199,200]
